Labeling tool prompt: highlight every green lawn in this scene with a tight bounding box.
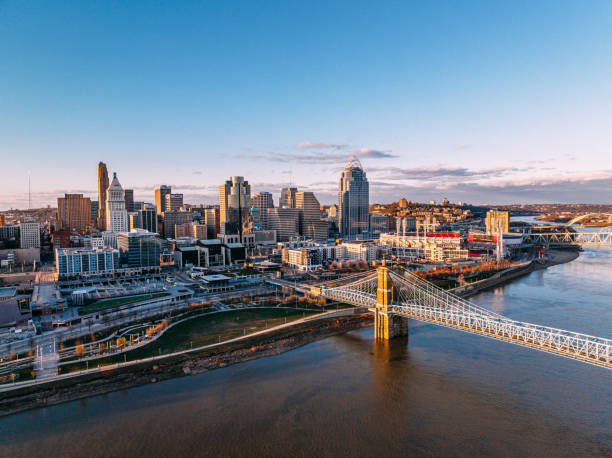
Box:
[78,292,171,314]
[60,307,319,374]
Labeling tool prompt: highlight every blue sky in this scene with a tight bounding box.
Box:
[1,0,611,209]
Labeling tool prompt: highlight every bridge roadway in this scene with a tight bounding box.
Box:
[317,268,612,370]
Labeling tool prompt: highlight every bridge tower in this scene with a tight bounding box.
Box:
[374,262,408,340]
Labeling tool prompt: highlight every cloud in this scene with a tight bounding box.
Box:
[192,171,202,175]
[368,166,533,181]
[240,147,396,164]
[296,141,348,150]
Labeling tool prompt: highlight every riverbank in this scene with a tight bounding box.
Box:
[454,249,579,298]
[0,313,372,417]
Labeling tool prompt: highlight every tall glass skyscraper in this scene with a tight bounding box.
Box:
[338,157,369,238]
[219,176,251,235]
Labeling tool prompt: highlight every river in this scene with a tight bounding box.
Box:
[1,242,612,456]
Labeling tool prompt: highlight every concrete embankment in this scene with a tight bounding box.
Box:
[453,249,579,298]
[0,314,373,417]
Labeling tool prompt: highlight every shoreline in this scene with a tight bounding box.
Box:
[454,249,580,298]
[0,313,373,417]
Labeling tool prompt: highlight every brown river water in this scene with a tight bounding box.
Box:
[1,245,612,457]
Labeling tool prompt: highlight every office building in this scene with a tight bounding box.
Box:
[97,162,109,229]
[280,187,298,208]
[252,192,274,227]
[338,156,369,237]
[19,220,40,249]
[56,193,91,231]
[252,192,274,212]
[124,189,134,212]
[204,207,220,239]
[135,204,158,233]
[163,211,193,239]
[219,176,251,235]
[263,207,301,241]
[106,173,129,233]
[118,229,161,268]
[0,225,20,249]
[90,201,99,224]
[296,192,328,241]
[55,247,119,278]
[486,210,510,234]
[155,185,171,215]
[165,193,184,212]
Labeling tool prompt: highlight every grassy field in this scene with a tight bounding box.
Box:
[60,307,320,374]
[78,292,171,314]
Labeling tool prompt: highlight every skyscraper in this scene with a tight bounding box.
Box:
[97,162,109,229]
[338,156,369,238]
[57,193,91,231]
[124,189,134,212]
[280,187,298,208]
[296,191,328,241]
[219,176,251,235]
[106,173,129,233]
[252,192,274,228]
[155,185,171,215]
[165,193,184,212]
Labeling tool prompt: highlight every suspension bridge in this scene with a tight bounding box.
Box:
[316,263,612,370]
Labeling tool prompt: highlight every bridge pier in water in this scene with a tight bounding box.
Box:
[374,263,408,340]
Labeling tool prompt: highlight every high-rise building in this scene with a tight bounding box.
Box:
[124,189,134,212]
[0,215,5,226]
[219,177,251,235]
[136,204,158,233]
[162,210,193,238]
[486,210,509,234]
[295,192,328,241]
[155,185,172,215]
[280,187,298,208]
[106,173,129,233]
[97,162,109,229]
[204,207,220,239]
[263,207,301,241]
[19,219,41,248]
[90,201,99,224]
[56,193,91,231]
[338,157,369,237]
[252,192,274,211]
[165,193,184,212]
[252,192,274,227]
[118,229,161,268]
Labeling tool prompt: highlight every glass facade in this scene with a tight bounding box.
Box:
[338,157,370,237]
[118,230,161,268]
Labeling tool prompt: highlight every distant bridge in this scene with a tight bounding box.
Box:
[316,265,612,370]
[564,213,612,227]
[523,231,612,246]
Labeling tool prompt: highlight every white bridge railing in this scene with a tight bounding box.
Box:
[320,270,612,369]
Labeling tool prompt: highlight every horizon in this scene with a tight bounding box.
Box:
[1,1,612,209]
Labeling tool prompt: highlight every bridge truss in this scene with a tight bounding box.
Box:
[523,231,612,246]
[321,270,612,369]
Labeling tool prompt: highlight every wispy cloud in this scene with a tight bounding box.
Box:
[296,141,348,150]
[240,147,396,164]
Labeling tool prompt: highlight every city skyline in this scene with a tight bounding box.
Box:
[2,1,612,209]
